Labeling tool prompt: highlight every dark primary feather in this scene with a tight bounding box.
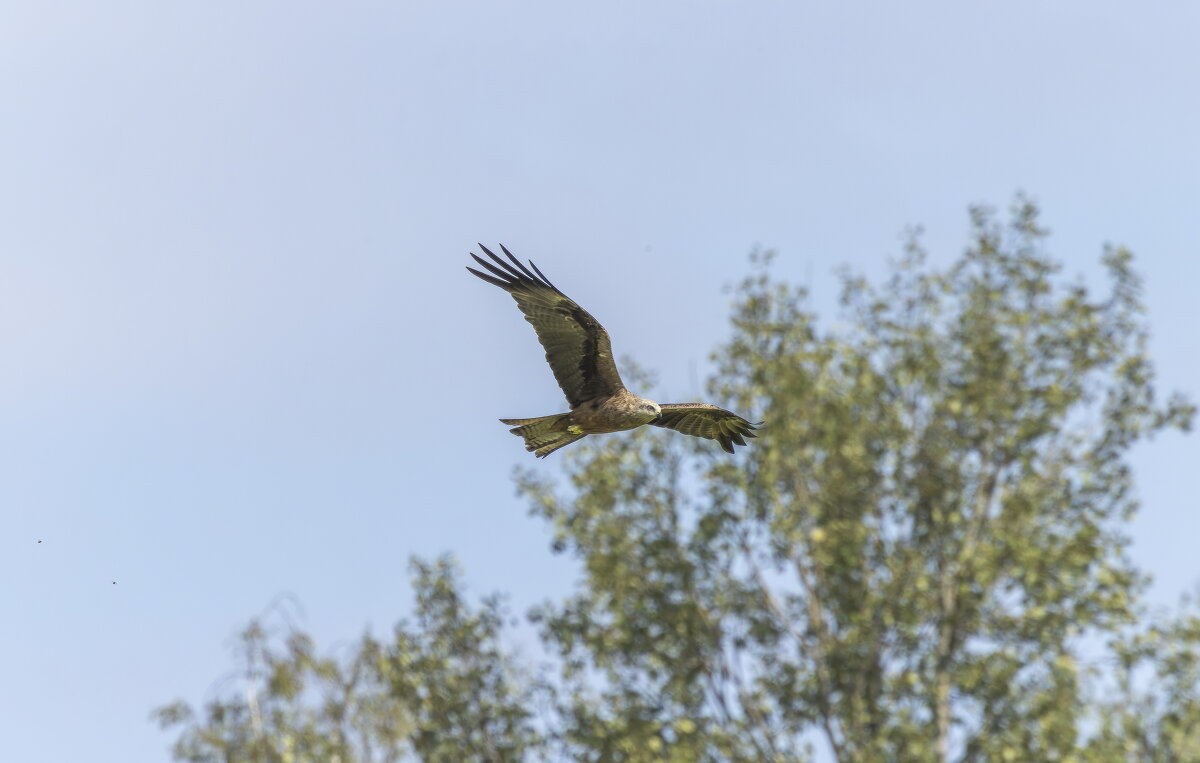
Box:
[466,245,625,407]
[652,403,761,454]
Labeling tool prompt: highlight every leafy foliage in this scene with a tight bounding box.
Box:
[1083,597,1200,762]
[159,200,1197,762]
[156,557,545,762]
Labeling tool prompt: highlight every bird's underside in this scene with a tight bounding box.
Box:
[467,244,761,457]
[500,388,662,458]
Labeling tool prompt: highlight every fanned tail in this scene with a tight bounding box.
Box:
[499,414,586,458]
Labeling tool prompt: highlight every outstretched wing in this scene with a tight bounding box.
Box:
[652,403,761,454]
[467,245,624,407]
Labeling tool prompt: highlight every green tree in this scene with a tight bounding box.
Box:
[522,198,1193,762]
[1083,596,1200,762]
[159,199,1196,762]
[156,556,545,762]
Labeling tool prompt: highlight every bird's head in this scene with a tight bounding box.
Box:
[639,400,662,423]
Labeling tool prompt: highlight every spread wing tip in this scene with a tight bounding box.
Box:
[466,265,510,289]
[468,244,560,294]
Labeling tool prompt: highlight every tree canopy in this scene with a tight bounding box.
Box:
[157,200,1198,762]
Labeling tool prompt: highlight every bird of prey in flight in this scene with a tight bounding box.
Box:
[467,245,761,457]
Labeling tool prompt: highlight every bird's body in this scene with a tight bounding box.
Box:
[468,245,760,457]
[562,388,661,433]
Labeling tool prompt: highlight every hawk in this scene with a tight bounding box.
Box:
[468,245,761,457]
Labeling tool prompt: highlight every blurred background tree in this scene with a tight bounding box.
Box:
[157,200,1198,762]
[155,557,547,762]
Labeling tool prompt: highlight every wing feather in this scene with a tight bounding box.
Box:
[652,403,761,454]
[467,245,624,407]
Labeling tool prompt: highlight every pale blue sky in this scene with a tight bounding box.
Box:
[2,2,1197,760]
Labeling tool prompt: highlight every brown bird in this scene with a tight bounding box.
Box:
[468,245,760,457]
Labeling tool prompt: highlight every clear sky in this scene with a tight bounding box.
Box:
[2,2,1197,760]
